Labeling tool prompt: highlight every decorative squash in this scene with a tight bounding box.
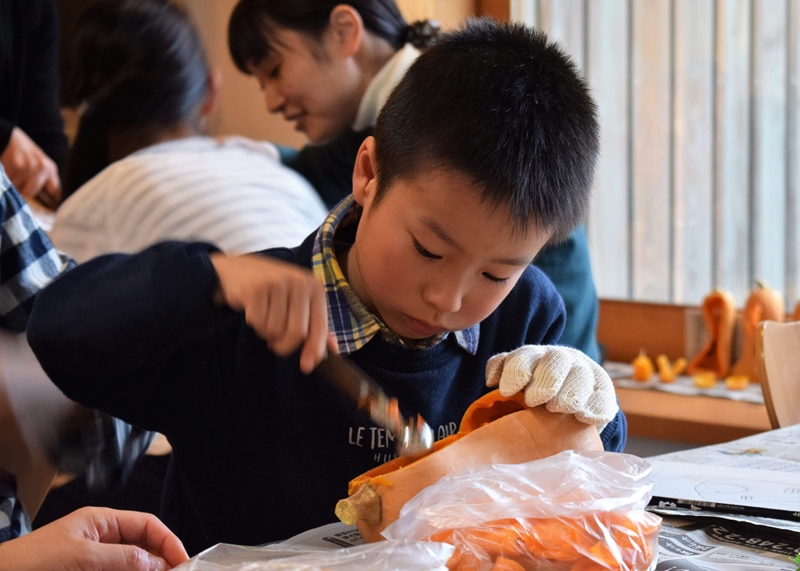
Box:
[631,350,654,382]
[337,390,603,542]
[731,282,784,382]
[686,289,737,379]
[656,355,687,383]
[692,372,716,389]
[725,375,750,390]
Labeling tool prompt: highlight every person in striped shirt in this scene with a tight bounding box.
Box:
[51,0,328,264]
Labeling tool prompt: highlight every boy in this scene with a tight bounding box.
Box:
[28,20,625,554]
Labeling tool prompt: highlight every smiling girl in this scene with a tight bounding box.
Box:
[228,0,439,206]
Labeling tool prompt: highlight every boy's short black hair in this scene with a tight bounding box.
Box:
[373,18,599,243]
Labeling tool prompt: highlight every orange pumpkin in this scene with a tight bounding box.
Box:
[428,511,661,571]
[489,557,526,571]
[656,355,687,383]
[631,351,654,382]
[731,282,784,382]
[687,289,737,378]
[336,390,603,542]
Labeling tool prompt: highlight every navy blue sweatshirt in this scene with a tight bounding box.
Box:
[28,232,626,555]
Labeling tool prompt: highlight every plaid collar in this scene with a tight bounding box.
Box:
[311,196,479,355]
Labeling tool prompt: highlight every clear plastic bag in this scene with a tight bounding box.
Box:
[173,539,454,570]
[382,450,661,571]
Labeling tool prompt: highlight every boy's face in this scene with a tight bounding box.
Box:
[344,138,553,343]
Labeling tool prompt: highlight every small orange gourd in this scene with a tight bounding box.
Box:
[692,372,716,389]
[731,282,784,382]
[656,355,687,383]
[725,374,750,390]
[631,351,654,381]
[686,289,737,379]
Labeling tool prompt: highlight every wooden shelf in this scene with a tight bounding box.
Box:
[599,299,694,363]
[617,387,771,445]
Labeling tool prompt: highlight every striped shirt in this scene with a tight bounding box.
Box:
[51,136,328,262]
[311,196,479,355]
[0,169,73,331]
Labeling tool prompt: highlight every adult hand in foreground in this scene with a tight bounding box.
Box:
[0,506,189,571]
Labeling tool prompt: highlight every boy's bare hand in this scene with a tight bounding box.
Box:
[210,253,330,373]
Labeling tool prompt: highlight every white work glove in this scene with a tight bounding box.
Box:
[486,345,618,430]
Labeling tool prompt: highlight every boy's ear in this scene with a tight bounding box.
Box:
[328,4,364,58]
[201,67,222,117]
[352,136,378,207]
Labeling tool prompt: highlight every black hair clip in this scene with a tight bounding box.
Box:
[405,19,441,49]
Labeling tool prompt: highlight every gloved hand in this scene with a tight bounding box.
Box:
[486,345,618,429]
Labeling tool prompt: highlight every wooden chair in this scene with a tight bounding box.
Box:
[756,320,800,428]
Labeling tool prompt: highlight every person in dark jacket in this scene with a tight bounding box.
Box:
[0,0,67,202]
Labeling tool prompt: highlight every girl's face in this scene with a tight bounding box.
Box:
[249,26,366,145]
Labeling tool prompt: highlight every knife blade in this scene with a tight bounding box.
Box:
[316,352,404,434]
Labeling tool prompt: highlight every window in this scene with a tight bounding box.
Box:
[515,0,800,310]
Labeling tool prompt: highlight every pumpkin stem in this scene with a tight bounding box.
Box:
[335,483,381,526]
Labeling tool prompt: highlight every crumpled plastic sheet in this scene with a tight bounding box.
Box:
[382,450,662,571]
[172,539,454,571]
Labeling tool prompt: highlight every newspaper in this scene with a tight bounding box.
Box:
[645,424,800,534]
[647,461,800,521]
[657,516,800,570]
[652,506,800,535]
[649,424,800,471]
